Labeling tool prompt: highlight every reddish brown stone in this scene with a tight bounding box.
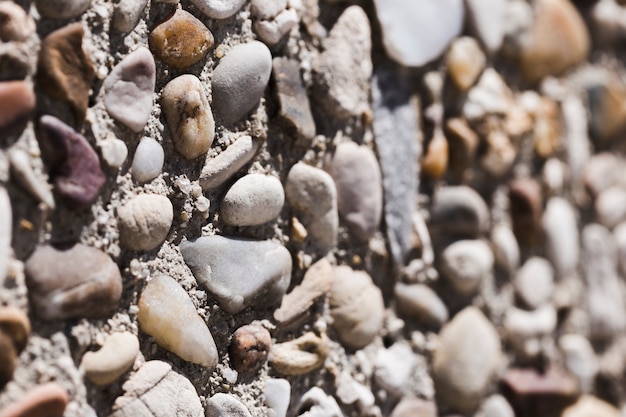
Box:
[36,23,95,125]
[0,81,35,130]
[0,307,30,353]
[0,332,16,389]
[229,324,271,374]
[509,178,543,247]
[0,383,69,417]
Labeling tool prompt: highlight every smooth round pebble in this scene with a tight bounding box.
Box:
[441,240,494,294]
[0,307,30,354]
[190,0,246,19]
[221,174,285,226]
[229,324,271,374]
[0,81,35,130]
[132,138,164,183]
[81,332,139,385]
[430,186,490,237]
[212,41,272,125]
[206,393,251,417]
[117,194,173,251]
[476,395,515,417]
[35,0,91,19]
[543,197,579,277]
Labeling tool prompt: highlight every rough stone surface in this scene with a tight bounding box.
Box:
[253,9,298,46]
[374,342,419,398]
[559,334,598,393]
[81,332,139,385]
[0,81,35,130]
[221,174,284,226]
[504,305,557,360]
[200,135,261,190]
[131,138,164,183]
[212,41,272,125]
[441,240,494,294]
[180,236,292,314]
[138,275,218,368]
[229,324,271,374]
[190,0,247,19]
[295,387,343,417]
[25,244,122,321]
[35,0,91,19]
[269,333,328,376]
[103,47,156,133]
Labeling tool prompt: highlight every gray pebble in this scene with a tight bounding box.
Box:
[104,47,156,133]
[206,393,251,417]
[330,142,382,241]
[117,194,173,251]
[441,240,494,294]
[35,0,91,19]
[0,187,10,284]
[200,135,261,191]
[180,235,292,314]
[514,257,554,309]
[113,0,148,33]
[265,378,291,417]
[212,41,272,125]
[190,0,246,19]
[543,197,579,277]
[430,186,490,237]
[132,138,164,183]
[221,174,285,226]
[394,282,448,328]
[285,162,338,251]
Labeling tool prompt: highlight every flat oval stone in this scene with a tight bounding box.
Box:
[206,394,251,417]
[25,244,123,321]
[131,138,164,183]
[330,142,382,241]
[221,174,285,226]
[269,332,329,376]
[161,74,215,159]
[149,9,213,70]
[0,383,69,417]
[36,23,95,124]
[265,378,291,417]
[430,185,490,237]
[0,3,35,42]
[138,275,218,368]
[212,41,272,125]
[180,236,292,314]
[81,332,139,385]
[330,266,384,350]
[35,0,91,19]
[117,194,173,251]
[199,135,261,190]
[38,115,105,210]
[441,240,494,294]
[190,0,246,19]
[103,47,156,133]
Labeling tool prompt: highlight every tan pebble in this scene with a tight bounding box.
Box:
[0,3,35,42]
[447,36,486,91]
[0,332,16,389]
[229,324,271,374]
[117,194,173,251]
[161,74,215,159]
[422,130,449,179]
[269,332,328,376]
[291,217,308,243]
[0,307,30,353]
[149,9,213,69]
[81,332,139,385]
[0,383,69,417]
[532,98,561,158]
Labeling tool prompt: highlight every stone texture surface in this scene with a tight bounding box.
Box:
[441,240,494,294]
[206,393,251,417]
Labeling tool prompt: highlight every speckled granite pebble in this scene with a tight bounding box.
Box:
[131,138,164,183]
[221,174,284,226]
[229,324,271,374]
[117,194,173,251]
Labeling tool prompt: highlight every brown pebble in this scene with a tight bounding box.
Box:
[445,118,479,181]
[0,81,35,130]
[509,178,543,247]
[0,307,30,353]
[422,130,449,179]
[0,383,69,417]
[149,9,213,69]
[229,324,271,374]
[0,332,16,389]
[0,2,35,42]
[36,23,95,125]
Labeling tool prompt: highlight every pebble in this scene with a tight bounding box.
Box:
[430,186,490,237]
[117,194,173,251]
[583,153,621,197]
[229,324,271,374]
[374,342,418,398]
[587,77,626,143]
[335,371,375,408]
[509,178,543,246]
[0,332,16,389]
[25,244,123,320]
[441,240,494,294]
[285,162,339,251]
[542,197,579,277]
[112,0,148,33]
[149,9,213,69]
[190,0,246,19]
[9,149,55,209]
[518,0,590,83]
[254,9,298,46]
[504,306,557,360]
[514,257,554,309]
[221,174,285,226]
[131,138,164,183]
[562,395,621,417]
[0,188,10,284]
[0,307,30,354]
[212,41,272,125]
[37,23,95,124]
[103,47,156,133]
[180,235,292,314]
[447,37,486,92]
[265,378,291,417]
[465,0,506,52]
[563,96,591,185]
[433,307,502,413]
[390,398,437,417]
[206,394,251,417]
[476,395,515,417]
[0,3,35,42]
[98,137,128,169]
[269,332,328,376]
[330,142,382,240]
[394,282,448,328]
[462,68,513,120]
[559,334,598,392]
[161,74,215,160]
[272,57,316,143]
[372,67,419,266]
[295,387,343,417]
[329,265,384,350]
[0,383,69,417]
[138,275,218,368]
[314,6,372,119]
[372,0,464,67]
[109,361,203,417]
[0,45,30,81]
[595,187,626,228]
[200,135,261,190]
[251,0,286,20]
[490,224,521,274]
[35,0,91,19]
[422,129,448,179]
[614,221,626,276]
[274,258,333,328]
[445,118,479,180]
[81,332,139,385]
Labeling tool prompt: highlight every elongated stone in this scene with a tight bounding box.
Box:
[138,275,218,368]
[200,135,261,191]
[161,74,215,159]
[81,332,139,385]
[103,47,156,133]
[180,236,292,314]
